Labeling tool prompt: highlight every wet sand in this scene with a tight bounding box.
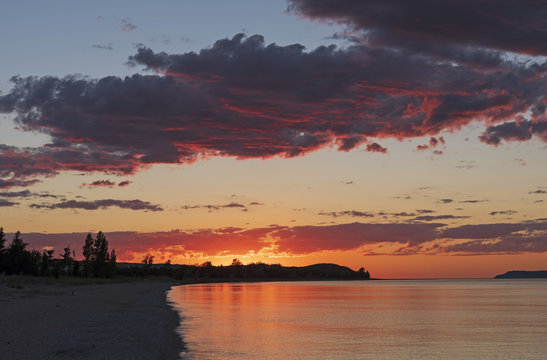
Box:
[0,280,183,360]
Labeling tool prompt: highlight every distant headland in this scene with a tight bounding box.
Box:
[494,271,547,279]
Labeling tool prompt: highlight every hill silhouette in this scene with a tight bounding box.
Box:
[494,270,547,279]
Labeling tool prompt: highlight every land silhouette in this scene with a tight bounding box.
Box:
[495,270,547,279]
[0,227,371,282]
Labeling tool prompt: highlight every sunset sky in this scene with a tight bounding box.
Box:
[0,0,546,278]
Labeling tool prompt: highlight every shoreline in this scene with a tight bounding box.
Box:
[0,278,183,360]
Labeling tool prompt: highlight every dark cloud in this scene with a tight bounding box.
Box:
[318,210,374,218]
[489,210,518,216]
[30,199,163,211]
[460,199,487,204]
[413,214,470,222]
[416,209,434,214]
[0,190,32,198]
[377,211,415,217]
[479,120,547,146]
[365,143,387,153]
[0,199,18,207]
[441,220,547,240]
[0,178,41,189]
[272,222,443,253]
[118,180,132,187]
[11,219,547,259]
[85,180,116,187]
[0,3,544,186]
[529,189,546,194]
[287,0,547,56]
[180,202,248,212]
[0,190,58,199]
[248,201,263,206]
[439,220,547,254]
[439,198,454,204]
[92,43,113,51]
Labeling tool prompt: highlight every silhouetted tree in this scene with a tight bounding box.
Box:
[60,246,74,275]
[142,254,154,265]
[0,227,6,272]
[82,233,94,277]
[81,232,116,278]
[108,249,117,275]
[5,231,34,275]
[231,258,243,266]
[41,249,54,276]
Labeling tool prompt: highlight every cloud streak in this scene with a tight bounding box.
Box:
[30,199,163,211]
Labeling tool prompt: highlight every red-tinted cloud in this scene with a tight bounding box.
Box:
[288,0,547,56]
[8,219,547,260]
[0,12,544,187]
[85,180,116,187]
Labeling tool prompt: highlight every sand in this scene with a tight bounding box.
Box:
[0,279,183,360]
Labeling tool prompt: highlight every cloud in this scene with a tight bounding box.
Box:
[121,18,136,32]
[180,202,248,212]
[0,12,545,187]
[0,190,32,198]
[271,222,443,253]
[460,199,487,204]
[479,120,547,146]
[85,180,116,187]
[118,180,132,187]
[287,0,547,56]
[489,210,518,216]
[441,221,547,240]
[0,178,41,189]
[318,210,374,218]
[0,190,58,199]
[92,43,113,50]
[529,189,546,194]
[438,220,547,254]
[10,219,547,259]
[439,198,454,204]
[30,199,163,211]
[456,161,476,169]
[0,199,18,207]
[413,214,470,222]
[17,228,272,260]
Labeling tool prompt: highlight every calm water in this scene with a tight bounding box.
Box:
[167,280,547,360]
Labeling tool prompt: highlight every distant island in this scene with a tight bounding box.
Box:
[494,270,547,279]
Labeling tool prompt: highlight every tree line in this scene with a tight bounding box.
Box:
[0,227,372,281]
[0,228,116,278]
[118,258,371,281]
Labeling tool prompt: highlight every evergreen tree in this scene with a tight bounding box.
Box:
[0,227,6,272]
[60,246,74,275]
[92,231,110,277]
[6,231,31,274]
[0,227,6,253]
[82,233,94,277]
[41,249,54,276]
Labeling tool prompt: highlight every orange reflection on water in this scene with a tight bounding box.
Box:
[168,280,547,360]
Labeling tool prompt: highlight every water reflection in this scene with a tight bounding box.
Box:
[168,280,547,360]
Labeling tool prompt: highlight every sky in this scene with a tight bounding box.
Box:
[0,0,546,278]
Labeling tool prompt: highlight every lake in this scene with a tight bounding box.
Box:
[167,279,547,359]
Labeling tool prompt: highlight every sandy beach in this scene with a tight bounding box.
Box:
[0,279,183,360]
